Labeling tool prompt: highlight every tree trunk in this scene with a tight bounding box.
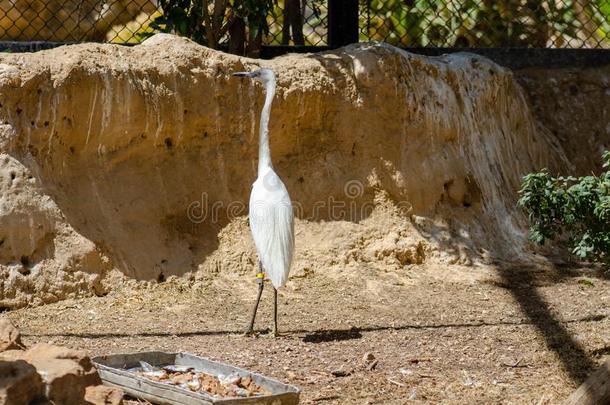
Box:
[212,0,227,41]
[282,0,305,45]
[228,16,246,56]
[246,26,262,58]
[282,3,291,45]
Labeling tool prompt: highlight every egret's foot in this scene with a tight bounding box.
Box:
[244,327,272,337]
[251,328,276,338]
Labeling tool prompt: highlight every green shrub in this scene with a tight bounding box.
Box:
[518,151,610,266]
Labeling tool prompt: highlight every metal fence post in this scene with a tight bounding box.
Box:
[328,0,359,48]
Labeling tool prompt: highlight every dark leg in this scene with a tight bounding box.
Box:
[245,263,265,335]
[273,287,278,337]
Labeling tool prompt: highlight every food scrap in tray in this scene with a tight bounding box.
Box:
[128,361,270,398]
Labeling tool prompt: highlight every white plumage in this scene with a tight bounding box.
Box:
[249,167,294,288]
[233,68,294,335]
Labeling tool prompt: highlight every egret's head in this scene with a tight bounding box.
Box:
[232,68,275,84]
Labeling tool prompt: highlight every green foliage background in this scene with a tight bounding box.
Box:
[518,151,610,266]
[134,0,610,48]
[359,0,610,47]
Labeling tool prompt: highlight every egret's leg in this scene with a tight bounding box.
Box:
[245,264,265,335]
[273,287,278,337]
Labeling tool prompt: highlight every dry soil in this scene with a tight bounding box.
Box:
[7,259,610,404]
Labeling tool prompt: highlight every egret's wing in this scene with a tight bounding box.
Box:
[249,171,294,288]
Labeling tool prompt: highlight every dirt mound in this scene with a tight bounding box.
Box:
[0,34,567,308]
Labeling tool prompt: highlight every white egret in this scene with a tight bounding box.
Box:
[232,68,294,336]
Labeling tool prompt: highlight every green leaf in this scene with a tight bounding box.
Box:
[519,150,610,267]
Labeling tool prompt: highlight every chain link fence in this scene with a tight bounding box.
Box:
[266,1,328,45]
[0,0,608,48]
[360,0,610,48]
[0,0,159,43]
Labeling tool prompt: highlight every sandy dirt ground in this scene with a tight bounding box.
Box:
[6,260,610,404]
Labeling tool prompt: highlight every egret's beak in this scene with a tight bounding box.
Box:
[232,72,254,78]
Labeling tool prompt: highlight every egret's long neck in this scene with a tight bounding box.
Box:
[258,79,276,177]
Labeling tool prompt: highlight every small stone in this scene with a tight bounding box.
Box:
[331,369,351,377]
[499,356,523,368]
[0,318,24,352]
[84,385,124,405]
[362,352,375,363]
[0,359,45,404]
[362,352,378,370]
[399,367,413,376]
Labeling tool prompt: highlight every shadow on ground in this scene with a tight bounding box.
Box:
[302,327,362,343]
[23,313,605,343]
[497,264,599,384]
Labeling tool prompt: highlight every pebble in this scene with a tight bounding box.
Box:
[362,352,375,363]
[331,369,351,377]
[399,367,413,376]
[362,352,378,371]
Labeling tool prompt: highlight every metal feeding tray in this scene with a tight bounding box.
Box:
[92,351,300,405]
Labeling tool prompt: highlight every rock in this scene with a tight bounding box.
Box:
[331,369,351,377]
[362,352,375,364]
[0,34,584,307]
[84,385,124,405]
[0,359,45,404]
[362,352,378,371]
[24,343,102,405]
[399,367,413,376]
[25,343,100,378]
[0,343,109,404]
[0,318,23,352]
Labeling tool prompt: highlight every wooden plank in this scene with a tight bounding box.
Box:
[564,359,610,405]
